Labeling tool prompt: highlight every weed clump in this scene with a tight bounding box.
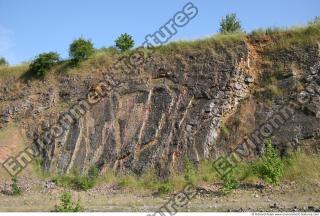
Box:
[11,176,22,196]
[54,191,83,212]
[221,171,240,195]
[157,182,174,195]
[52,166,99,191]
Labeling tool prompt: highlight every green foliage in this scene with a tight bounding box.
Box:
[184,157,196,184]
[73,176,96,191]
[52,166,99,191]
[58,176,90,191]
[88,165,99,179]
[251,140,285,185]
[54,191,83,212]
[0,57,8,66]
[53,175,96,191]
[221,171,240,195]
[11,176,22,196]
[115,33,135,52]
[69,37,95,65]
[219,13,242,34]
[117,175,134,188]
[157,182,174,194]
[29,52,60,77]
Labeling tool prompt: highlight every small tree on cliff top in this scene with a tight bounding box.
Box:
[219,13,242,34]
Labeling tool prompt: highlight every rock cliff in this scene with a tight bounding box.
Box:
[0,30,319,177]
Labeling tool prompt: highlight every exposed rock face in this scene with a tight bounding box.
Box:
[0,36,319,177]
[40,43,255,176]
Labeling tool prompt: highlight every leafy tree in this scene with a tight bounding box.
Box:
[219,13,242,34]
[54,191,83,212]
[115,33,134,52]
[11,176,22,196]
[69,37,95,65]
[0,57,8,66]
[29,52,60,77]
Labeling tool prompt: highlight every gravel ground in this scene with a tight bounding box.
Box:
[0,177,320,212]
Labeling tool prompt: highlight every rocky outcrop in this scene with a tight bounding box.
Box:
[39,42,256,176]
[0,34,319,177]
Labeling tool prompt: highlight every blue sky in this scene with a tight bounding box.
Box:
[0,0,319,65]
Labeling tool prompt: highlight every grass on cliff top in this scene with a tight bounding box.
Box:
[1,22,319,79]
[251,22,320,53]
[0,64,29,79]
[153,32,246,54]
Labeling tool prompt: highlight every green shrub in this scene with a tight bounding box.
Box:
[115,33,134,52]
[73,176,96,191]
[221,171,239,195]
[52,166,99,191]
[219,13,242,34]
[251,140,284,185]
[0,57,8,66]
[29,52,60,77]
[157,182,174,194]
[54,191,83,212]
[69,37,95,65]
[11,176,22,196]
[184,157,196,184]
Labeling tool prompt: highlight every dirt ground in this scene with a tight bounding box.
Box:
[0,177,319,212]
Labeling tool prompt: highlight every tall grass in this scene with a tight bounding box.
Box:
[251,22,320,54]
[283,151,320,184]
[153,32,246,55]
[0,64,29,79]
